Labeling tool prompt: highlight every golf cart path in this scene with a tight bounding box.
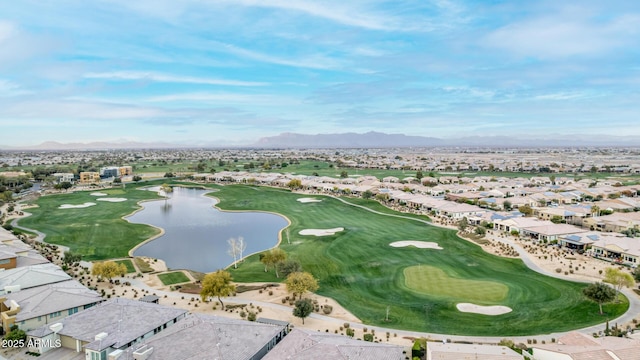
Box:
[329,196,640,340]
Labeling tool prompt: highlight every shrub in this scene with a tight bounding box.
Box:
[247,311,257,321]
[346,328,355,337]
[322,305,333,315]
[363,333,374,342]
[555,268,562,273]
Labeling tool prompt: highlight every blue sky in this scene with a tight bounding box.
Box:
[1,0,639,146]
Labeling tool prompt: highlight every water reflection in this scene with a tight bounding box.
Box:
[128,187,288,273]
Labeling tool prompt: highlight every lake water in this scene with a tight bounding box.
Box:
[128,187,288,273]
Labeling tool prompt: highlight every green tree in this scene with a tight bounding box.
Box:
[63,251,82,265]
[285,271,319,298]
[457,217,469,232]
[278,259,302,278]
[603,268,635,302]
[293,298,313,324]
[583,282,616,315]
[416,171,424,180]
[287,179,302,189]
[260,248,287,277]
[503,200,512,211]
[4,326,26,342]
[91,261,127,281]
[550,215,565,224]
[632,267,640,283]
[518,205,533,216]
[113,177,122,184]
[362,190,373,199]
[164,172,174,178]
[340,171,348,178]
[60,181,73,191]
[200,270,236,310]
[132,175,142,182]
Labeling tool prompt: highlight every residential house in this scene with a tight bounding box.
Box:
[0,263,70,295]
[531,331,640,359]
[26,298,187,358]
[519,223,588,242]
[262,328,403,360]
[1,279,102,333]
[559,232,602,251]
[583,212,640,233]
[493,217,553,235]
[589,234,640,266]
[122,313,286,360]
[426,342,524,360]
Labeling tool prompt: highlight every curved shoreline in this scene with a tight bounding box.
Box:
[206,190,292,270]
[126,184,291,270]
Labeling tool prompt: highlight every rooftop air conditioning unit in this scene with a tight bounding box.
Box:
[133,345,154,360]
[49,323,63,333]
[108,349,124,359]
[95,332,108,341]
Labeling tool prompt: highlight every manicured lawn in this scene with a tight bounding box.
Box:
[210,184,628,336]
[403,265,508,303]
[115,259,136,273]
[16,183,163,260]
[158,271,190,285]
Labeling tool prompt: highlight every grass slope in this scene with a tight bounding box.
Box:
[17,185,162,260]
[212,184,628,336]
[158,271,190,285]
[115,259,136,273]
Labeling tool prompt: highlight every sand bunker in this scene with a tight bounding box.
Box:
[456,303,512,316]
[97,198,127,202]
[299,228,344,236]
[297,198,322,203]
[389,241,443,250]
[90,192,108,196]
[59,202,96,209]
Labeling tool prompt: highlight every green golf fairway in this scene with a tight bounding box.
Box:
[18,186,162,260]
[17,182,629,335]
[213,184,628,335]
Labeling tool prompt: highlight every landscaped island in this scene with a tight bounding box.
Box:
[16,181,629,336]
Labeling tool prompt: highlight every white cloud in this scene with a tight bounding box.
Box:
[0,21,16,43]
[214,41,343,70]
[145,92,299,106]
[232,0,392,31]
[84,71,267,86]
[483,12,640,59]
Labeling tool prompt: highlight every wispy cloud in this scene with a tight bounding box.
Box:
[212,41,343,70]
[483,8,640,59]
[84,71,268,86]
[231,0,394,31]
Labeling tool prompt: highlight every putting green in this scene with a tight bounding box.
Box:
[404,265,508,303]
[19,181,630,335]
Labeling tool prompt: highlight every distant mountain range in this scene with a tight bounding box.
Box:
[252,132,640,148]
[1,132,638,150]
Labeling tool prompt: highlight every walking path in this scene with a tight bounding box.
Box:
[9,193,640,344]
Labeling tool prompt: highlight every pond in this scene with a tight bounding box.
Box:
[128,187,288,273]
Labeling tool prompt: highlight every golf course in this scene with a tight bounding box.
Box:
[16,181,629,335]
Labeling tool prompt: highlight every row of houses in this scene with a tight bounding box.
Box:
[193,171,640,267]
